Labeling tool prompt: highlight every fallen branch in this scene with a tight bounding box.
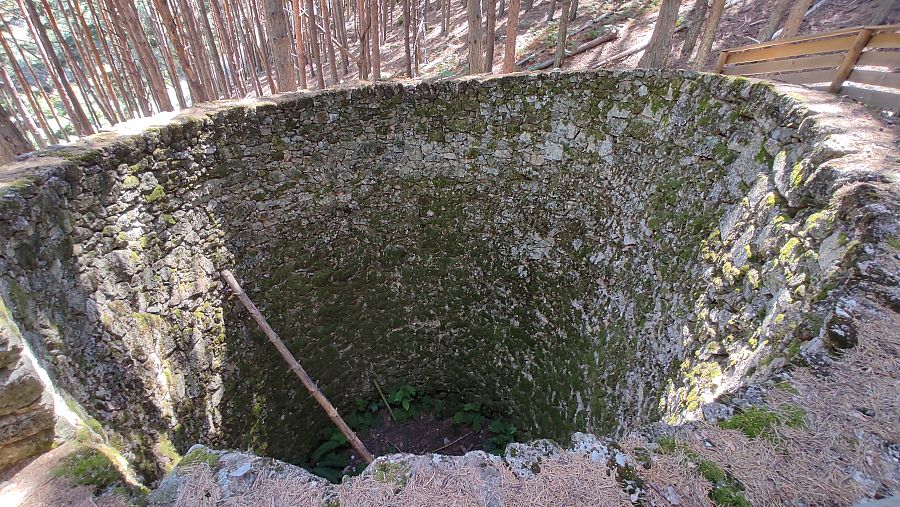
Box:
[430,432,472,453]
[222,269,375,464]
[529,29,619,70]
[374,380,397,422]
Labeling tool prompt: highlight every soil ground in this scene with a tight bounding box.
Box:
[360,412,490,456]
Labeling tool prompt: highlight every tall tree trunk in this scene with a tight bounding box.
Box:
[0,66,44,147]
[680,0,708,59]
[357,0,370,78]
[38,0,106,128]
[69,0,125,121]
[305,0,326,87]
[757,0,791,41]
[0,105,32,163]
[568,0,577,20]
[151,0,208,103]
[402,0,413,76]
[638,0,681,68]
[197,0,231,96]
[692,0,724,69]
[553,0,570,68]
[248,0,277,92]
[870,0,897,24]
[292,0,309,88]
[179,0,218,98]
[333,0,350,73]
[18,0,94,135]
[265,0,298,91]
[502,0,520,73]
[150,6,188,108]
[779,0,813,39]
[0,23,56,143]
[484,0,496,72]
[371,0,382,78]
[319,0,340,84]
[441,0,449,34]
[547,0,556,21]
[86,0,137,118]
[113,0,176,111]
[466,0,484,74]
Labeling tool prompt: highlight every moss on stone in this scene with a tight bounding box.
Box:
[145,185,166,203]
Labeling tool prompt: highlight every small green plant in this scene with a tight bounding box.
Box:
[487,419,517,452]
[719,405,806,439]
[52,448,122,492]
[309,430,351,483]
[452,402,486,431]
[389,384,419,421]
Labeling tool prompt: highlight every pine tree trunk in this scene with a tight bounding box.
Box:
[86,0,137,118]
[114,0,177,110]
[0,24,56,143]
[0,66,44,147]
[319,0,340,84]
[69,0,125,121]
[638,0,681,68]
[265,0,298,91]
[553,0,570,68]
[0,105,32,163]
[151,0,208,103]
[149,7,188,107]
[371,0,382,79]
[758,0,791,41]
[292,0,309,88]
[547,0,556,21]
[442,0,449,34]
[179,0,218,98]
[568,0,577,20]
[402,0,413,76]
[466,0,484,74]
[779,0,813,39]
[680,0,708,59]
[333,0,350,73]
[18,0,94,135]
[502,0,520,73]
[692,0,724,69]
[102,0,153,115]
[484,0,496,72]
[870,0,897,24]
[249,0,278,92]
[305,0,326,87]
[357,0,370,78]
[197,0,231,96]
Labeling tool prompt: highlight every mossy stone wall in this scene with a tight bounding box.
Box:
[0,70,859,478]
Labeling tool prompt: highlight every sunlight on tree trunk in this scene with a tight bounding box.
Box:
[638,0,681,68]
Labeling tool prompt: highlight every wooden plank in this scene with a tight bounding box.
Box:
[773,69,836,85]
[725,35,857,65]
[722,53,843,75]
[723,26,865,53]
[847,69,900,89]
[841,84,900,111]
[857,50,900,67]
[869,32,900,49]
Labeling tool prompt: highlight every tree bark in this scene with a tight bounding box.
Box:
[547,0,556,21]
[151,0,208,103]
[149,6,188,108]
[402,0,413,76]
[870,0,897,24]
[758,0,791,41]
[692,0,724,69]
[197,0,231,97]
[0,66,44,147]
[484,0,496,72]
[292,0,309,88]
[0,104,32,163]
[18,0,94,135]
[265,0,298,91]
[69,0,125,121]
[638,0,681,68]
[553,0,570,68]
[680,0,708,59]
[779,0,813,39]
[89,0,140,117]
[305,0,326,88]
[319,0,340,84]
[0,23,55,143]
[466,0,484,74]
[502,0,520,73]
[371,0,382,78]
[523,0,533,11]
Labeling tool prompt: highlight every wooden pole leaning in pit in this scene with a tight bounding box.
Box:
[221,269,375,464]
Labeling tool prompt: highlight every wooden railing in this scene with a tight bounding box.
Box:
[714,24,900,112]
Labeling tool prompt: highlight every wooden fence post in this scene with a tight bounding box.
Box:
[829,28,873,93]
[714,51,729,73]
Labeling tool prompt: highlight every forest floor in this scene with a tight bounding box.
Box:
[319,0,898,87]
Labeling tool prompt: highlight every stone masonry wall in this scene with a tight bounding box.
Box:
[0,70,879,479]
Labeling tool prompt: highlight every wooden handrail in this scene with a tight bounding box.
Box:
[714,24,900,112]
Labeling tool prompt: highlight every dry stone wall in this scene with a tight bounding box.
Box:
[0,70,886,478]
